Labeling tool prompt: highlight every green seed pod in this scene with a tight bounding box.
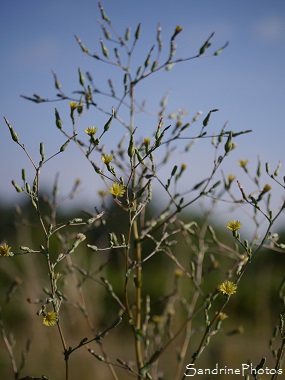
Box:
[98,2,110,22]
[128,134,135,158]
[60,140,70,152]
[224,132,233,154]
[25,182,31,194]
[40,142,45,161]
[136,180,151,198]
[101,25,111,40]
[274,161,281,176]
[171,165,178,176]
[33,176,38,193]
[31,200,38,211]
[108,79,115,96]
[256,159,261,177]
[107,165,116,177]
[12,180,23,193]
[199,41,210,55]
[151,61,158,71]
[214,41,229,56]
[144,46,154,68]
[91,162,102,175]
[114,47,120,62]
[104,113,113,132]
[87,244,98,251]
[4,118,19,142]
[155,118,163,139]
[21,169,26,181]
[125,27,130,41]
[20,246,34,253]
[218,129,225,143]
[51,70,61,90]
[77,103,83,115]
[136,66,142,77]
[78,68,85,86]
[203,109,218,127]
[135,23,141,40]
[55,108,62,129]
[94,354,105,362]
[211,180,221,190]
[74,34,89,53]
[199,33,214,55]
[135,148,144,163]
[100,39,109,58]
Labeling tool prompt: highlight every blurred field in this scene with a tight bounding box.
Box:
[0,198,284,379]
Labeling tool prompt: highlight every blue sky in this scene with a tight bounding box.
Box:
[1,0,285,229]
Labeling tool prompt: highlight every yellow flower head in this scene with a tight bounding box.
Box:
[102,154,113,165]
[0,243,12,257]
[176,120,183,128]
[175,25,183,34]
[167,308,175,317]
[219,280,237,296]
[85,126,98,136]
[43,311,58,327]
[98,190,108,197]
[174,269,184,278]
[69,101,78,110]
[109,183,125,197]
[227,220,242,232]
[238,159,248,168]
[143,137,151,146]
[217,312,228,321]
[228,174,236,183]
[262,184,271,193]
[152,315,165,324]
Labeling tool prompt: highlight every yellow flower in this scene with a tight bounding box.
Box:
[228,174,236,183]
[98,190,108,197]
[174,269,184,278]
[43,311,58,327]
[109,183,125,197]
[219,280,237,296]
[0,243,12,256]
[143,137,151,146]
[175,25,183,34]
[167,308,175,316]
[152,315,165,324]
[227,220,242,232]
[85,126,98,136]
[262,184,271,193]
[238,159,248,168]
[54,273,61,281]
[217,312,228,321]
[176,120,183,128]
[69,101,78,110]
[102,154,113,164]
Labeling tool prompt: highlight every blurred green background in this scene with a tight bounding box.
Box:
[0,195,284,379]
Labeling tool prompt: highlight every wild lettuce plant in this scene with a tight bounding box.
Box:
[1,3,284,380]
